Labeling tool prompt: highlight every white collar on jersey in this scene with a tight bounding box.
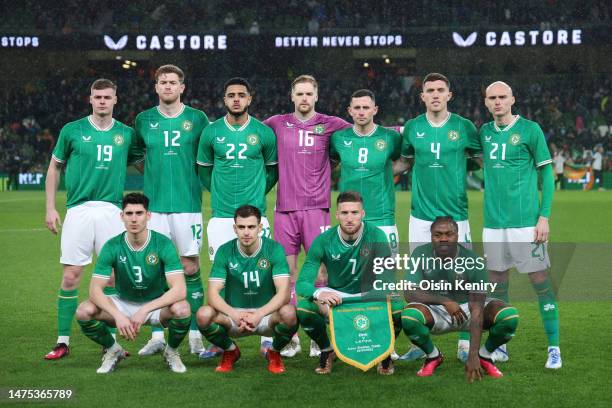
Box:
[353,124,378,137]
[493,115,520,132]
[237,237,263,258]
[224,115,251,132]
[124,229,151,252]
[156,103,185,118]
[338,223,364,247]
[87,116,115,131]
[425,112,451,128]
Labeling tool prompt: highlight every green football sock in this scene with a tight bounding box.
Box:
[297,300,330,350]
[401,308,434,354]
[77,319,115,349]
[198,323,233,350]
[492,281,510,303]
[103,287,118,335]
[185,270,204,331]
[458,331,470,341]
[272,323,298,352]
[533,278,560,347]
[167,316,191,349]
[485,306,519,352]
[57,288,78,337]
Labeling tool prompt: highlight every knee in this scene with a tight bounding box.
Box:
[61,266,83,289]
[196,305,215,327]
[75,301,95,321]
[491,306,520,336]
[171,300,191,319]
[279,304,297,326]
[182,258,200,276]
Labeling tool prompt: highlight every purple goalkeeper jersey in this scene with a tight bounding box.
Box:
[264,113,350,211]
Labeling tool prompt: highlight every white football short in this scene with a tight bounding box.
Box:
[149,212,203,257]
[108,295,162,326]
[408,299,499,334]
[207,216,271,260]
[409,215,472,253]
[483,227,550,273]
[60,201,124,265]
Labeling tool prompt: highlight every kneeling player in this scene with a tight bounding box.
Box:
[75,193,191,374]
[296,191,402,375]
[401,217,519,381]
[196,205,297,374]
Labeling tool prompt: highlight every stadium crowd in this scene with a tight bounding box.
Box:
[1,72,609,174]
[1,0,610,33]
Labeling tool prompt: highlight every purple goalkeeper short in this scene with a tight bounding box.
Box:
[274,209,331,256]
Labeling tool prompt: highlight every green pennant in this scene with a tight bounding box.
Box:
[329,297,395,371]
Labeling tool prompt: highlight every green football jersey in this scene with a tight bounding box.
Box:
[296,222,391,300]
[330,125,401,225]
[209,237,289,308]
[479,116,552,228]
[401,113,479,221]
[93,230,184,302]
[52,116,137,208]
[134,105,210,213]
[406,243,487,303]
[197,115,278,217]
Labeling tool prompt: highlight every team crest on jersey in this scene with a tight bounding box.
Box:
[314,124,325,134]
[182,120,193,131]
[113,134,124,146]
[146,253,159,265]
[353,314,370,331]
[448,130,459,141]
[257,258,270,270]
[510,134,521,145]
[360,247,370,257]
[375,139,386,151]
[247,134,259,145]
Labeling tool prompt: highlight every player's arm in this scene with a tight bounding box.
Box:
[196,126,214,190]
[262,125,279,193]
[45,158,63,234]
[131,116,146,174]
[131,272,186,333]
[329,133,340,168]
[198,165,212,191]
[296,238,342,305]
[466,291,486,382]
[207,279,244,326]
[531,124,555,243]
[265,164,278,194]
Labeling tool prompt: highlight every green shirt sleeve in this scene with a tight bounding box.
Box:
[296,235,325,300]
[400,121,414,158]
[390,129,402,161]
[262,125,278,165]
[464,117,481,155]
[539,164,554,218]
[51,124,72,163]
[271,243,290,279]
[126,126,144,165]
[209,244,228,283]
[92,241,114,280]
[530,122,553,168]
[329,132,339,161]
[197,126,214,166]
[160,236,183,275]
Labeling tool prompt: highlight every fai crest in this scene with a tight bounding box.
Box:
[353,314,370,331]
[448,130,459,141]
[247,134,259,145]
[113,134,124,146]
[258,258,270,270]
[510,134,521,145]
[314,124,325,134]
[182,120,193,131]
[375,139,386,151]
[146,253,159,265]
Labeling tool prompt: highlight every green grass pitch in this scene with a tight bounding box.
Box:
[0,190,610,408]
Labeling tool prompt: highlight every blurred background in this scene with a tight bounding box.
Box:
[0,0,610,190]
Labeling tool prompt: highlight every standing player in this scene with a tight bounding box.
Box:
[296,191,401,375]
[394,73,480,362]
[197,77,277,259]
[401,217,518,380]
[75,193,190,373]
[44,79,137,359]
[196,205,297,373]
[263,75,350,356]
[479,81,560,368]
[134,65,210,356]
[330,89,401,252]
